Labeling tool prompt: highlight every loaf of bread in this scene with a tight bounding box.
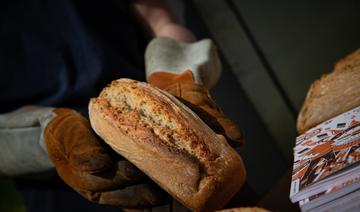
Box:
[297,49,360,133]
[89,79,246,211]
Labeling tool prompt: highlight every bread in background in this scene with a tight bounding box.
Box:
[297,49,360,133]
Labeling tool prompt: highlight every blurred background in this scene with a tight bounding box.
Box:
[1,0,360,211]
[186,0,360,210]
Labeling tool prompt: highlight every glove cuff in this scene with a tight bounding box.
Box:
[145,37,222,88]
[0,106,56,176]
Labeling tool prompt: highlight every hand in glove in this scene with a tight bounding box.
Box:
[142,37,245,211]
[0,106,166,209]
[146,37,244,147]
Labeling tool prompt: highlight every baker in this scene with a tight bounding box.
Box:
[0,0,243,211]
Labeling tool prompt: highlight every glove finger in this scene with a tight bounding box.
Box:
[59,159,145,192]
[98,183,168,208]
[179,99,243,147]
[216,117,244,147]
[69,145,112,174]
[187,100,244,147]
[114,160,144,183]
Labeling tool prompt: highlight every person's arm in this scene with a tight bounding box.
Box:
[131,0,196,42]
[131,1,243,146]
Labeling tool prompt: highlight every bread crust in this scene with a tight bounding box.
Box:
[89,79,246,211]
[297,49,360,133]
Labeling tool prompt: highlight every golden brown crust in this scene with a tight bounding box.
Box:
[89,79,246,211]
[297,49,360,134]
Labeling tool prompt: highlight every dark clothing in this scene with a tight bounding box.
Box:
[0,0,145,116]
[1,0,146,211]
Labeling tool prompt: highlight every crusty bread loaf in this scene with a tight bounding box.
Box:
[297,49,360,133]
[89,79,246,211]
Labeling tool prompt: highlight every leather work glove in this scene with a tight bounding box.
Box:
[0,106,166,209]
[146,37,244,147]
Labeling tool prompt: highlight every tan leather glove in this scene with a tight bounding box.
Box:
[148,70,243,147]
[44,108,167,208]
[145,37,243,147]
[0,106,166,208]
